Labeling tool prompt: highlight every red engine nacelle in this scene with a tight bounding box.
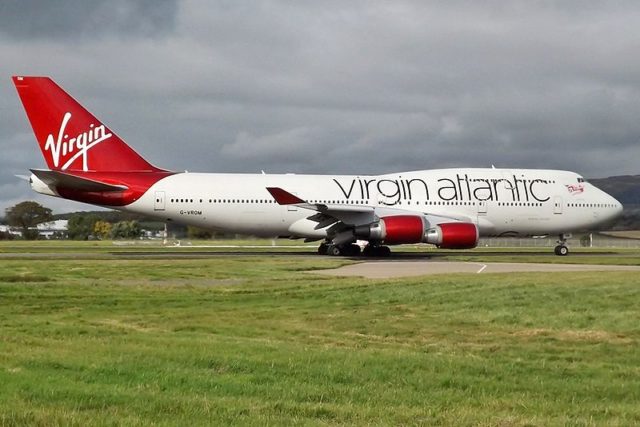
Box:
[356,216,479,248]
[355,215,426,244]
[425,222,479,249]
[380,215,426,244]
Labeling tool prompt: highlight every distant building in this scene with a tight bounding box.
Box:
[0,224,22,237]
[141,229,165,239]
[36,220,69,239]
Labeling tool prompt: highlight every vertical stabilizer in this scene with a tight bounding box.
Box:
[12,76,161,173]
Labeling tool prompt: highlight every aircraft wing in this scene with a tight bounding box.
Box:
[267,186,476,229]
[266,187,376,228]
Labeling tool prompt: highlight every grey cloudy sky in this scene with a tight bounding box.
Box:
[1,1,640,213]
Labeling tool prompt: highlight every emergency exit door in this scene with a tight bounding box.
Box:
[553,196,563,214]
[154,191,165,211]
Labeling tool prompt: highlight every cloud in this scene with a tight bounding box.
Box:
[1,1,640,214]
[0,0,177,40]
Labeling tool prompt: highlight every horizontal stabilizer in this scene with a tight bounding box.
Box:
[30,169,128,192]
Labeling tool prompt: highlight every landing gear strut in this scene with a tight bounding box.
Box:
[554,233,570,256]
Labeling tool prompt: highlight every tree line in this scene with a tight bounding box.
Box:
[2,201,143,240]
[1,201,232,241]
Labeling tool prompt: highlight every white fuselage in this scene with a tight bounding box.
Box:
[14,77,624,248]
[125,168,622,239]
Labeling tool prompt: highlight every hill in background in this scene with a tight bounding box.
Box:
[590,175,640,230]
[590,175,640,206]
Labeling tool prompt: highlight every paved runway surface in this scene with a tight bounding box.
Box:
[0,249,632,260]
[311,261,640,279]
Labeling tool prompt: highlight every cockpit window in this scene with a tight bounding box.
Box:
[577,177,586,183]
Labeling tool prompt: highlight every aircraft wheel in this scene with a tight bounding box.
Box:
[317,243,328,255]
[347,244,362,256]
[328,245,342,256]
[362,245,391,257]
[378,246,391,257]
[554,245,569,256]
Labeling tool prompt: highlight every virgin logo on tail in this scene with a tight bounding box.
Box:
[44,112,113,171]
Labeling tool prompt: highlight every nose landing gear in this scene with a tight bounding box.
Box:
[554,233,571,256]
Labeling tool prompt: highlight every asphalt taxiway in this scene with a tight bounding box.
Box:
[310,261,640,279]
[2,248,639,279]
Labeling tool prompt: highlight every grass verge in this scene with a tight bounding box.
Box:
[0,252,639,425]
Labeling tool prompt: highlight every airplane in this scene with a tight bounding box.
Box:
[12,76,623,256]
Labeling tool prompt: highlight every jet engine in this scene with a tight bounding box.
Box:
[355,215,479,248]
[424,222,479,249]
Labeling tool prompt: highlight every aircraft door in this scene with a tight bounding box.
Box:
[287,193,298,212]
[154,191,165,211]
[553,196,563,214]
[477,200,487,215]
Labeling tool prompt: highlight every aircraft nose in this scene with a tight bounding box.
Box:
[609,196,624,221]
[615,200,624,217]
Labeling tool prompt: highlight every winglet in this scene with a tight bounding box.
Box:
[266,187,305,205]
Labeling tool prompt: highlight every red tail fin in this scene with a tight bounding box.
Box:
[13,76,162,173]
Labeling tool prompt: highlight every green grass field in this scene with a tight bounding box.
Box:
[1,244,640,425]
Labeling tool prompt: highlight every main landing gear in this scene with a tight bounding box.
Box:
[362,245,391,257]
[317,242,328,255]
[318,243,361,256]
[554,233,570,256]
[318,242,391,257]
